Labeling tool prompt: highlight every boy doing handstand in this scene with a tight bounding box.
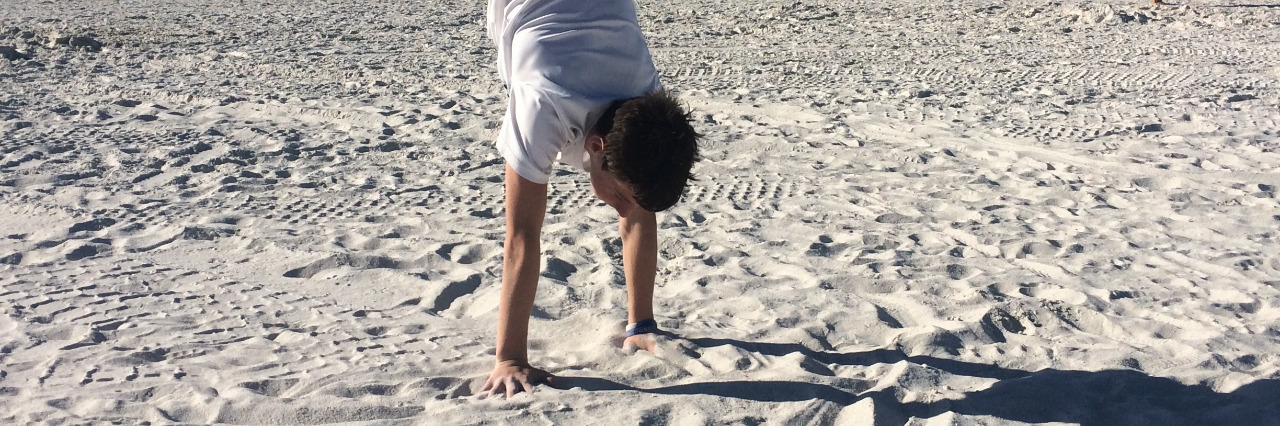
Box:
[481,0,701,397]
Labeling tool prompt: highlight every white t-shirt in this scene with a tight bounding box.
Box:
[488,0,663,184]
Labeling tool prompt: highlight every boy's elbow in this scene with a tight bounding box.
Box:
[620,209,657,236]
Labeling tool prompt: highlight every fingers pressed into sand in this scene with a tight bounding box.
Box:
[481,376,496,397]
[504,377,517,398]
[484,379,498,398]
[520,377,535,394]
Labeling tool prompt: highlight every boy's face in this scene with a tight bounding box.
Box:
[586,134,639,217]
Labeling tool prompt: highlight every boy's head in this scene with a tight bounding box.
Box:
[589,91,701,213]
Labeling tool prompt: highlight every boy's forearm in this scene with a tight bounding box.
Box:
[620,208,657,324]
[496,233,540,363]
[496,164,548,364]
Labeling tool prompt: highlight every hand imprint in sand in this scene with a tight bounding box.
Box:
[481,360,555,398]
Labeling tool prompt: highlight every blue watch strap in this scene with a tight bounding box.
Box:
[626,319,659,337]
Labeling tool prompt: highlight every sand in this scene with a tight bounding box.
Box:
[2,0,1279,424]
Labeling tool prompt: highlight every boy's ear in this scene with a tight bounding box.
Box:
[587,134,605,153]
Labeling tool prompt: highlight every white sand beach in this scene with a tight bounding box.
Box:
[2,0,1279,424]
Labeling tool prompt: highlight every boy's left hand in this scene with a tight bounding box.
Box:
[622,333,659,354]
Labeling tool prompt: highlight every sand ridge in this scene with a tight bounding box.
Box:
[3,0,1280,424]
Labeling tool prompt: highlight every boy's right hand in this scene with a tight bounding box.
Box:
[481,359,555,398]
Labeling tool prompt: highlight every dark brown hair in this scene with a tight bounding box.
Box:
[593,91,702,212]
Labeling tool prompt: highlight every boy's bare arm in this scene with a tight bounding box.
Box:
[483,164,553,397]
[496,164,548,364]
[620,207,657,351]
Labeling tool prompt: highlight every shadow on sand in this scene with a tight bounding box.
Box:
[555,338,1279,426]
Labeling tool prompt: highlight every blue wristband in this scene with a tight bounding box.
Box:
[626,319,659,337]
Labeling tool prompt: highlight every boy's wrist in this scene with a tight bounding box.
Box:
[494,357,529,366]
[495,345,529,364]
[495,355,529,366]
